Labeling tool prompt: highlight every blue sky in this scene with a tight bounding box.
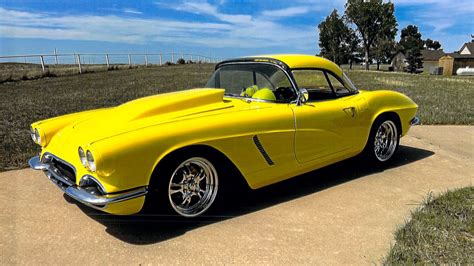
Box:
[0,0,473,59]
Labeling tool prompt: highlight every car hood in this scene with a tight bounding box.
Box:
[48,88,236,147]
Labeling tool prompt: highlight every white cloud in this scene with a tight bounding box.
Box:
[261,6,317,18]
[99,7,144,15]
[0,8,231,44]
[154,1,317,48]
[0,6,315,51]
[161,1,253,24]
[123,8,142,15]
[394,0,473,31]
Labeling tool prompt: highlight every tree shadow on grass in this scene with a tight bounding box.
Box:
[65,145,434,245]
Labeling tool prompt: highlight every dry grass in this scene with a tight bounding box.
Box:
[0,64,215,171]
[385,187,474,264]
[0,62,153,83]
[0,64,472,171]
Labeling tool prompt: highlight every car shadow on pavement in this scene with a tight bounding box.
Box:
[67,145,434,245]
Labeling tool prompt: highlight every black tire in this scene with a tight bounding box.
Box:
[144,151,222,218]
[362,116,400,164]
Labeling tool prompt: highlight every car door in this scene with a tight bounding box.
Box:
[291,69,360,164]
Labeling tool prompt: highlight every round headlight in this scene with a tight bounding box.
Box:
[34,128,41,144]
[78,147,87,168]
[86,150,96,172]
[30,127,37,143]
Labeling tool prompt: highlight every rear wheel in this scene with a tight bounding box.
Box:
[364,117,400,163]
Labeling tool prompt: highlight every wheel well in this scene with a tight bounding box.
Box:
[375,112,402,136]
[149,145,249,189]
[361,111,402,158]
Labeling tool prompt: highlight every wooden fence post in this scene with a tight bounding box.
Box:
[171,53,174,63]
[40,56,45,73]
[145,54,148,66]
[105,54,110,68]
[77,54,82,74]
[128,54,132,67]
[159,54,163,65]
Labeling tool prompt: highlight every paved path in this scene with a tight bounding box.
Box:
[1,126,472,265]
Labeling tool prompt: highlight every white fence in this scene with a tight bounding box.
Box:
[0,52,225,73]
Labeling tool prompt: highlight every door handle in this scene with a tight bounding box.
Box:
[343,107,356,117]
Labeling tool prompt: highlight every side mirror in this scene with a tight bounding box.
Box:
[299,88,309,104]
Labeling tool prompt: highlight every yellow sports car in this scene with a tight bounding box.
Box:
[29,54,419,217]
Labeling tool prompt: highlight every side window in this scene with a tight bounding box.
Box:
[292,70,334,101]
[326,73,351,97]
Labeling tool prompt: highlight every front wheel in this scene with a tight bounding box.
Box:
[167,157,219,217]
[364,118,400,163]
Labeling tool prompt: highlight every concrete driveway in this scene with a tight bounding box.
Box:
[1,126,472,265]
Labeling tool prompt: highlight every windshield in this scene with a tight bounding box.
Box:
[205,64,297,103]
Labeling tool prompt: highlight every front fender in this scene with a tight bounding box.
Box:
[363,90,418,136]
[31,108,110,147]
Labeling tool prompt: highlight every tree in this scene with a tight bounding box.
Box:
[345,29,360,69]
[399,25,424,73]
[424,38,442,50]
[318,9,352,65]
[345,0,397,70]
[372,36,396,70]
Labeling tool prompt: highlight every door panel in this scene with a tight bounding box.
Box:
[292,98,359,164]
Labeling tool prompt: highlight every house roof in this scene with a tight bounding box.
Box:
[444,53,474,59]
[421,49,445,61]
[390,50,405,60]
[459,42,474,54]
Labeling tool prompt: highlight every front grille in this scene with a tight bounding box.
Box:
[51,157,76,183]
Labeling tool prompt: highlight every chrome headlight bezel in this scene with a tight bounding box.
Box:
[34,129,41,145]
[30,127,37,143]
[86,150,96,172]
[78,147,87,168]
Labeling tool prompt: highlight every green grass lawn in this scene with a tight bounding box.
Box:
[0,64,473,171]
[345,70,474,125]
[385,187,474,264]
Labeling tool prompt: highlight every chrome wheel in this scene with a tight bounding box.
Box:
[168,157,218,217]
[374,120,398,162]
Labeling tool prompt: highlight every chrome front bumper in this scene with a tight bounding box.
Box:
[29,155,147,210]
